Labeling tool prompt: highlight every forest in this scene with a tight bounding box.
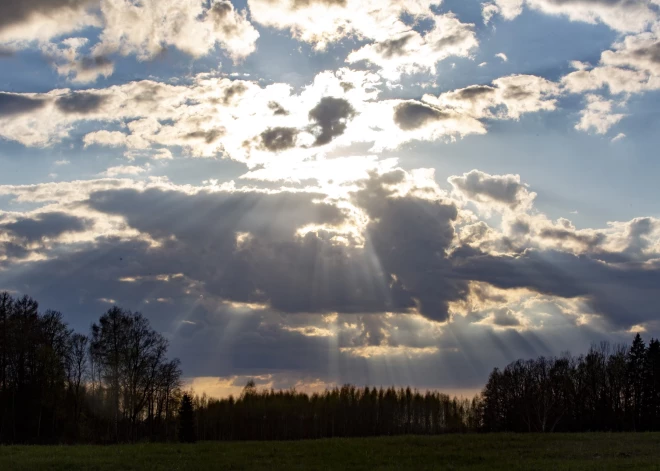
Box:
[0,291,659,443]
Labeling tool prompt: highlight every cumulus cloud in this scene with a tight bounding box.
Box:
[0,0,99,45]
[42,38,114,84]
[425,74,561,120]
[393,101,451,130]
[248,0,442,49]
[482,0,659,33]
[1,168,660,387]
[0,0,259,82]
[101,165,148,177]
[0,68,514,165]
[449,169,536,212]
[308,97,356,146]
[84,130,128,147]
[93,0,259,61]
[563,32,660,96]
[346,13,478,80]
[574,94,626,134]
[0,93,46,116]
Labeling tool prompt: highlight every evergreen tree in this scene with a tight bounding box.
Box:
[178,394,196,443]
[628,333,646,430]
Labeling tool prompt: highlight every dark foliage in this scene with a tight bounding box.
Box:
[481,334,660,432]
[178,394,196,443]
[190,382,481,441]
[0,292,182,444]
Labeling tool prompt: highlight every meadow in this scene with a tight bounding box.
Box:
[1,433,660,470]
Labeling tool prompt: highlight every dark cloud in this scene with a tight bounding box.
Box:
[209,0,233,19]
[502,85,534,101]
[393,102,448,130]
[491,308,521,327]
[454,85,496,101]
[0,48,13,58]
[0,0,91,31]
[308,97,356,146]
[375,34,414,59]
[223,82,248,105]
[268,101,289,116]
[260,127,298,151]
[0,93,46,116]
[55,92,108,114]
[453,247,660,329]
[0,212,91,267]
[539,227,603,249]
[1,179,658,389]
[79,55,113,71]
[434,28,474,50]
[352,171,465,322]
[184,129,224,144]
[630,40,660,64]
[449,170,530,209]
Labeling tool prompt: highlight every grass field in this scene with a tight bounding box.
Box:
[1,433,660,470]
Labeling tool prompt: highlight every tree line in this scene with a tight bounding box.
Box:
[481,334,660,432]
[0,292,182,443]
[1,291,659,443]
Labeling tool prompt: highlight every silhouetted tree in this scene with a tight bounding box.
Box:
[0,292,182,444]
[178,394,196,443]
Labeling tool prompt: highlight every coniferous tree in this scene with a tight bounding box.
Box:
[178,394,196,443]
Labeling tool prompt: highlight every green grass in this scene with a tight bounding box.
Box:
[1,434,660,470]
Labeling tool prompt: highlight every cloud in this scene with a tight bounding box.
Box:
[56,92,109,114]
[0,0,98,45]
[42,38,114,84]
[1,211,90,243]
[0,69,591,168]
[425,74,561,119]
[84,130,128,147]
[562,32,660,95]
[308,97,356,146]
[496,52,508,62]
[92,0,258,62]
[259,127,299,151]
[483,0,659,33]
[101,165,148,177]
[346,13,478,80]
[449,169,536,212]
[574,94,626,134]
[393,101,451,130]
[611,132,626,142]
[1,170,660,388]
[248,0,442,49]
[0,93,46,116]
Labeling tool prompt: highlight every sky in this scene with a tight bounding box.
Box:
[1,0,660,398]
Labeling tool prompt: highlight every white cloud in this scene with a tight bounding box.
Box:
[249,0,443,49]
[449,169,536,213]
[0,0,99,45]
[93,0,259,61]
[483,0,659,33]
[611,132,626,142]
[495,52,508,62]
[101,165,148,177]
[346,13,478,80]
[41,38,114,84]
[574,95,626,134]
[84,130,128,147]
[425,74,560,120]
